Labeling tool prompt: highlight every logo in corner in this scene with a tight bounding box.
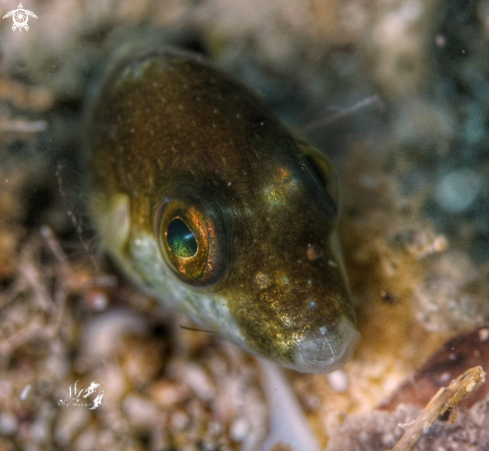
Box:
[3,3,38,32]
[58,380,104,410]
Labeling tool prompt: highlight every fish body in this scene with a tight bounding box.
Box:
[85,47,360,373]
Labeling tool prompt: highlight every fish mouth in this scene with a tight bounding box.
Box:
[292,318,361,374]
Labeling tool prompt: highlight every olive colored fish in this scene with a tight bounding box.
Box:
[84,47,360,373]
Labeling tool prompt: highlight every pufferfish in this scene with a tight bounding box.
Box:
[84,46,360,374]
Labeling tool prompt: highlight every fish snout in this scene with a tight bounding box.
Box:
[293,318,360,374]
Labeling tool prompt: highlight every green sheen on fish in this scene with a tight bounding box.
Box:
[84,47,360,373]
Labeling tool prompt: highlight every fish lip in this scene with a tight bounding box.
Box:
[292,318,361,374]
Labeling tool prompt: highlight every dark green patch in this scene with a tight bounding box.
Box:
[167,218,197,258]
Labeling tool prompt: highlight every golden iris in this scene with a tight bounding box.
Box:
[156,199,222,286]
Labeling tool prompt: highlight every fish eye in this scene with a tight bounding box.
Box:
[155,199,222,286]
[300,144,340,206]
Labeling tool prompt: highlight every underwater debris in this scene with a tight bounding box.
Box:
[380,325,489,411]
[0,223,269,450]
[328,374,489,451]
[413,251,489,333]
[391,366,486,451]
[0,226,92,358]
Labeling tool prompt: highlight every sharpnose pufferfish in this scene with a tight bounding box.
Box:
[84,47,360,373]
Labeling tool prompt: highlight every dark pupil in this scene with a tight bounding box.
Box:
[167,218,198,258]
